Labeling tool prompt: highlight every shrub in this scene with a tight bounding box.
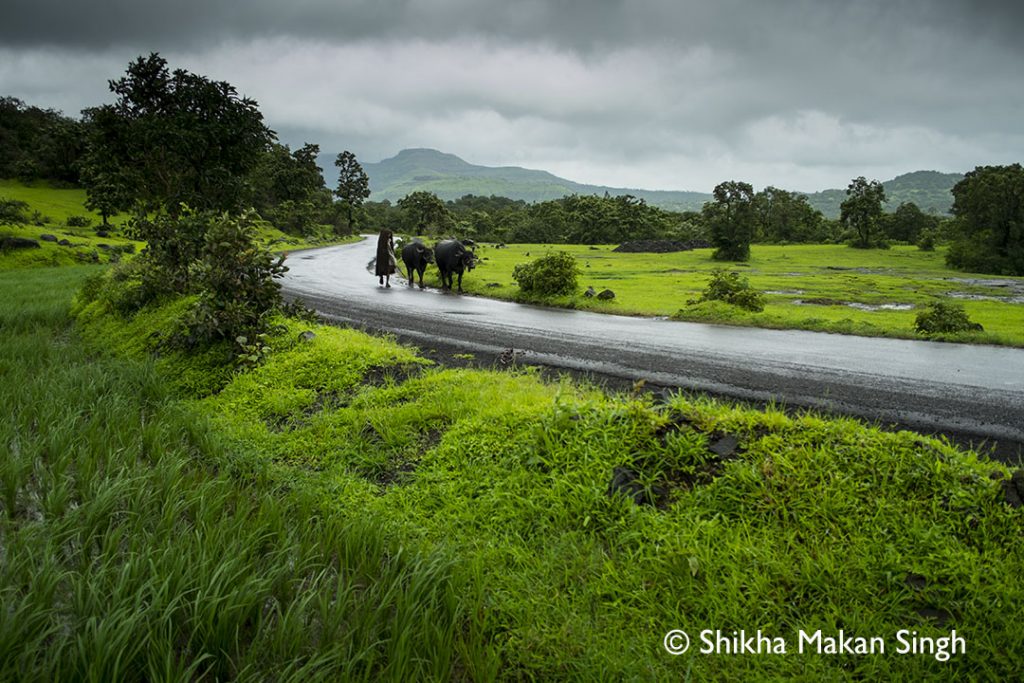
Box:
[177,210,288,347]
[513,251,579,296]
[917,231,936,251]
[66,215,93,228]
[0,197,30,225]
[86,258,165,317]
[914,301,983,335]
[700,269,766,312]
[128,208,211,293]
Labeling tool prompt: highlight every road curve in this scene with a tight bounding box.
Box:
[281,237,1024,459]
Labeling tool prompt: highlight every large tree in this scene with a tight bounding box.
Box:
[705,180,755,261]
[946,164,1024,275]
[80,53,273,216]
[753,187,825,243]
[249,142,330,234]
[884,201,937,243]
[0,96,85,183]
[334,150,370,231]
[840,176,886,248]
[397,191,453,235]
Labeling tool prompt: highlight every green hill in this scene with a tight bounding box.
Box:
[356,148,713,211]
[801,170,963,218]
[351,149,964,218]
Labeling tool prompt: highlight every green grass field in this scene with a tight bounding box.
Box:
[450,242,1024,346]
[1,179,354,269]
[64,263,1024,679]
[0,267,496,681]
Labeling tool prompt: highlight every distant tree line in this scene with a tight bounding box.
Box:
[0,96,85,184]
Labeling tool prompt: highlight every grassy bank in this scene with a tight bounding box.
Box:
[1,179,356,269]
[0,267,495,681]
[69,265,1024,679]
[451,242,1024,346]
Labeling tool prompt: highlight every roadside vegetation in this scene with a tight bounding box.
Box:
[58,258,1024,679]
[0,267,495,681]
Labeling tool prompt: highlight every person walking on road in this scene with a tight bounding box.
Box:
[375,229,396,288]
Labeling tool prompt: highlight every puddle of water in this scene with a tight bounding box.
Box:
[846,302,915,311]
[793,299,914,311]
[765,289,805,295]
[948,291,1024,304]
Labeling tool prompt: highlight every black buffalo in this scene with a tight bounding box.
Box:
[433,239,476,292]
[401,240,434,289]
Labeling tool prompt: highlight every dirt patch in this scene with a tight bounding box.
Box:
[372,459,418,489]
[361,363,425,387]
[610,415,745,508]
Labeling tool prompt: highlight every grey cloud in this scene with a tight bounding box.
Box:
[1,1,1022,192]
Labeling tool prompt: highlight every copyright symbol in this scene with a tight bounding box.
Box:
[663,629,690,655]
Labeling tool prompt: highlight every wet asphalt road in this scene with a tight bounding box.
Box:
[281,237,1024,460]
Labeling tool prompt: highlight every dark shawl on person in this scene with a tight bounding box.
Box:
[375,230,396,276]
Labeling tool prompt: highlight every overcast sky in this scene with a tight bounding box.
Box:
[2,0,1022,193]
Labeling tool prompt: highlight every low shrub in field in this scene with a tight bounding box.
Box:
[0,197,30,225]
[513,251,579,296]
[177,210,287,348]
[917,230,937,251]
[65,214,92,228]
[700,268,765,312]
[914,301,983,335]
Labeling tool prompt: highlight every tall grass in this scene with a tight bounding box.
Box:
[0,267,496,682]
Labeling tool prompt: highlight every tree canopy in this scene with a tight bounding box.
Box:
[80,53,273,217]
[0,96,85,184]
[840,176,887,248]
[397,191,453,235]
[334,150,371,231]
[946,164,1024,275]
[705,181,756,261]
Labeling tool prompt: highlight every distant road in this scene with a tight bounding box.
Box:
[281,237,1024,460]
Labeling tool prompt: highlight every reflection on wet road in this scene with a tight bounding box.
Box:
[282,237,1024,459]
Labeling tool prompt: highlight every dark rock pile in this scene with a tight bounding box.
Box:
[612,239,712,253]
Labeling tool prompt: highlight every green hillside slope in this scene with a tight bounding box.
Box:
[356,148,713,211]
[351,149,963,218]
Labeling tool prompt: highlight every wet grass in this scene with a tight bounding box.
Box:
[456,243,1024,346]
[0,267,495,681]
[1,179,356,269]
[70,265,1024,680]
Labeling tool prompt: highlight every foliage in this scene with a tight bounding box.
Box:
[0,197,30,225]
[334,150,371,232]
[945,164,1024,276]
[65,214,92,228]
[398,190,453,235]
[914,301,983,335]
[841,176,887,248]
[705,180,756,261]
[128,208,211,294]
[0,96,85,184]
[753,186,828,243]
[80,53,273,217]
[884,201,938,243]
[512,251,580,296]
[248,142,331,235]
[177,211,287,347]
[917,230,937,251]
[699,268,766,311]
